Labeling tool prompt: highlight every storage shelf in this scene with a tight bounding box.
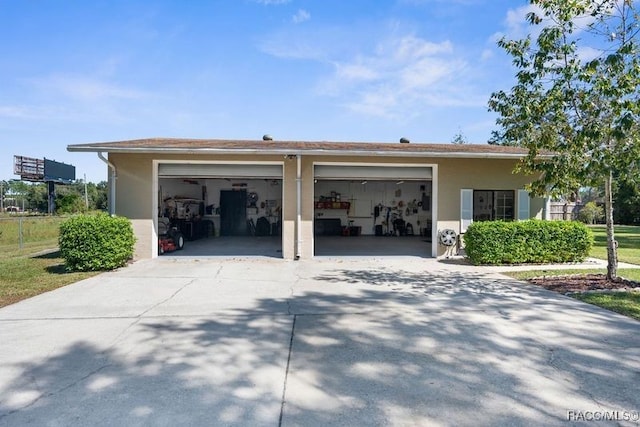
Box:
[315,202,350,209]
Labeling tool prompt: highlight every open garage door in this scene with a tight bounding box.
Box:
[157,162,283,258]
[158,163,283,179]
[314,164,433,257]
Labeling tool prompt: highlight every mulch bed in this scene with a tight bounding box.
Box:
[528,274,640,294]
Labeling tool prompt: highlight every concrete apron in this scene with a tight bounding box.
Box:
[0,258,639,427]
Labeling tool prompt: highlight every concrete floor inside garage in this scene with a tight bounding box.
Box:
[315,235,433,257]
[161,235,433,258]
[162,236,283,258]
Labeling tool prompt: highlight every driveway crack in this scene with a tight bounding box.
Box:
[278,314,296,427]
[139,277,198,317]
[107,277,200,350]
[0,363,111,421]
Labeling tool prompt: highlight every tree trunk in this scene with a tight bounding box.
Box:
[604,172,618,280]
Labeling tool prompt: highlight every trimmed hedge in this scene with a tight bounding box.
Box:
[463,220,593,265]
[59,213,136,271]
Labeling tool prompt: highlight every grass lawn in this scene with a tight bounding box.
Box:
[506,268,640,322]
[574,292,640,321]
[0,216,99,308]
[507,268,640,282]
[0,216,66,259]
[507,224,640,321]
[0,251,98,308]
[589,225,640,265]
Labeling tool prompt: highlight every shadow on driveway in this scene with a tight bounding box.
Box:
[0,262,638,426]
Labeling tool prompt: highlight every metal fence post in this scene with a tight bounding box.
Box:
[19,217,23,250]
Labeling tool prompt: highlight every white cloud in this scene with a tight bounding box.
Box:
[490,3,542,42]
[480,48,494,61]
[397,0,480,5]
[0,105,34,119]
[577,46,602,62]
[495,2,601,43]
[318,35,478,117]
[0,74,155,127]
[261,22,488,119]
[335,62,379,81]
[261,34,317,60]
[28,74,149,101]
[253,0,290,4]
[292,9,310,24]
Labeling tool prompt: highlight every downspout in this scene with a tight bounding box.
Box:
[97,152,116,215]
[295,154,302,260]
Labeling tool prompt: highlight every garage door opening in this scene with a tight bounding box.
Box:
[313,164,433,257]
[156,163,283,258]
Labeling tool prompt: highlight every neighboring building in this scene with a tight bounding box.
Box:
[67,138,548,259]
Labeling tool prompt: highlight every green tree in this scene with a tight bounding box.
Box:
[56,192,85,214]
[26,182,48,212]
[614,178,640,225]
[451,129,468,144]
[577,201,604,224]
[94,181,108,211]
[488,0,640,280]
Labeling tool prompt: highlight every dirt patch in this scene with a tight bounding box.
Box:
[528,274,640,294]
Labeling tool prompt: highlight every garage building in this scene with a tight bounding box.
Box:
[67,138,548,260]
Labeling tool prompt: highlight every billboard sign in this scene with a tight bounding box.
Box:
[44,158,76,183]
[14,155,76,183]
[13,155,44,181]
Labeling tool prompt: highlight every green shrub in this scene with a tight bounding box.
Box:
[577,201,604,224]
[463,220,593,265]
[59,213,136,271]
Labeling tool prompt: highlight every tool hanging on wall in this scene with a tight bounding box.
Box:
[421,192,429,211]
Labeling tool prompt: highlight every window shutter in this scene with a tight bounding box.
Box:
[461,189,473,232]
[518,189,530,220]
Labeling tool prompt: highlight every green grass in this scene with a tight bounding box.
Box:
[0,216,66,259]
[0,251,97,308]
[506,269,640,282]
[505,224,640,321]
[505,268,640,322]
[589,225,640,265]
[574,292,640,321]
[0,215,99,308]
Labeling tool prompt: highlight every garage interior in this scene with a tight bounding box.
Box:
[314,165,433,257]
[157,163,283,257]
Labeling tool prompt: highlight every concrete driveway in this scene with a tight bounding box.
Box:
[0,258,638,426]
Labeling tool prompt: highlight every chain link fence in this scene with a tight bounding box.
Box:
[0,215,66,254]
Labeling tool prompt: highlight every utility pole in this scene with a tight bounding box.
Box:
[0,181,4,212]
[84,174,89,209]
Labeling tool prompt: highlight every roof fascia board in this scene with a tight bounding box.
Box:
[67,146,529,159]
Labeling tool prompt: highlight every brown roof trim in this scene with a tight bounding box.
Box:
[67,137,532,159]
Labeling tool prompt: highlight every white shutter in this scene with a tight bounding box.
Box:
[518,189,530,220]
[461,189,473,232]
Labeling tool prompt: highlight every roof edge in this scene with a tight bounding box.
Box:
[67,145,529,160]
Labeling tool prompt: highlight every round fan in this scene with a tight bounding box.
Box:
[438,229,457,246]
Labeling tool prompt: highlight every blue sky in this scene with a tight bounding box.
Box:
[0,0,537,183]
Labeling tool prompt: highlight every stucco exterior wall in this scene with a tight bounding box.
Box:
[108,152,543,260]
[281,157,296,260]
[436,157,541,228]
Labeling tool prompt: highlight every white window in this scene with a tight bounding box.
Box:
[470,190,515,222]
[517,189,530,220]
